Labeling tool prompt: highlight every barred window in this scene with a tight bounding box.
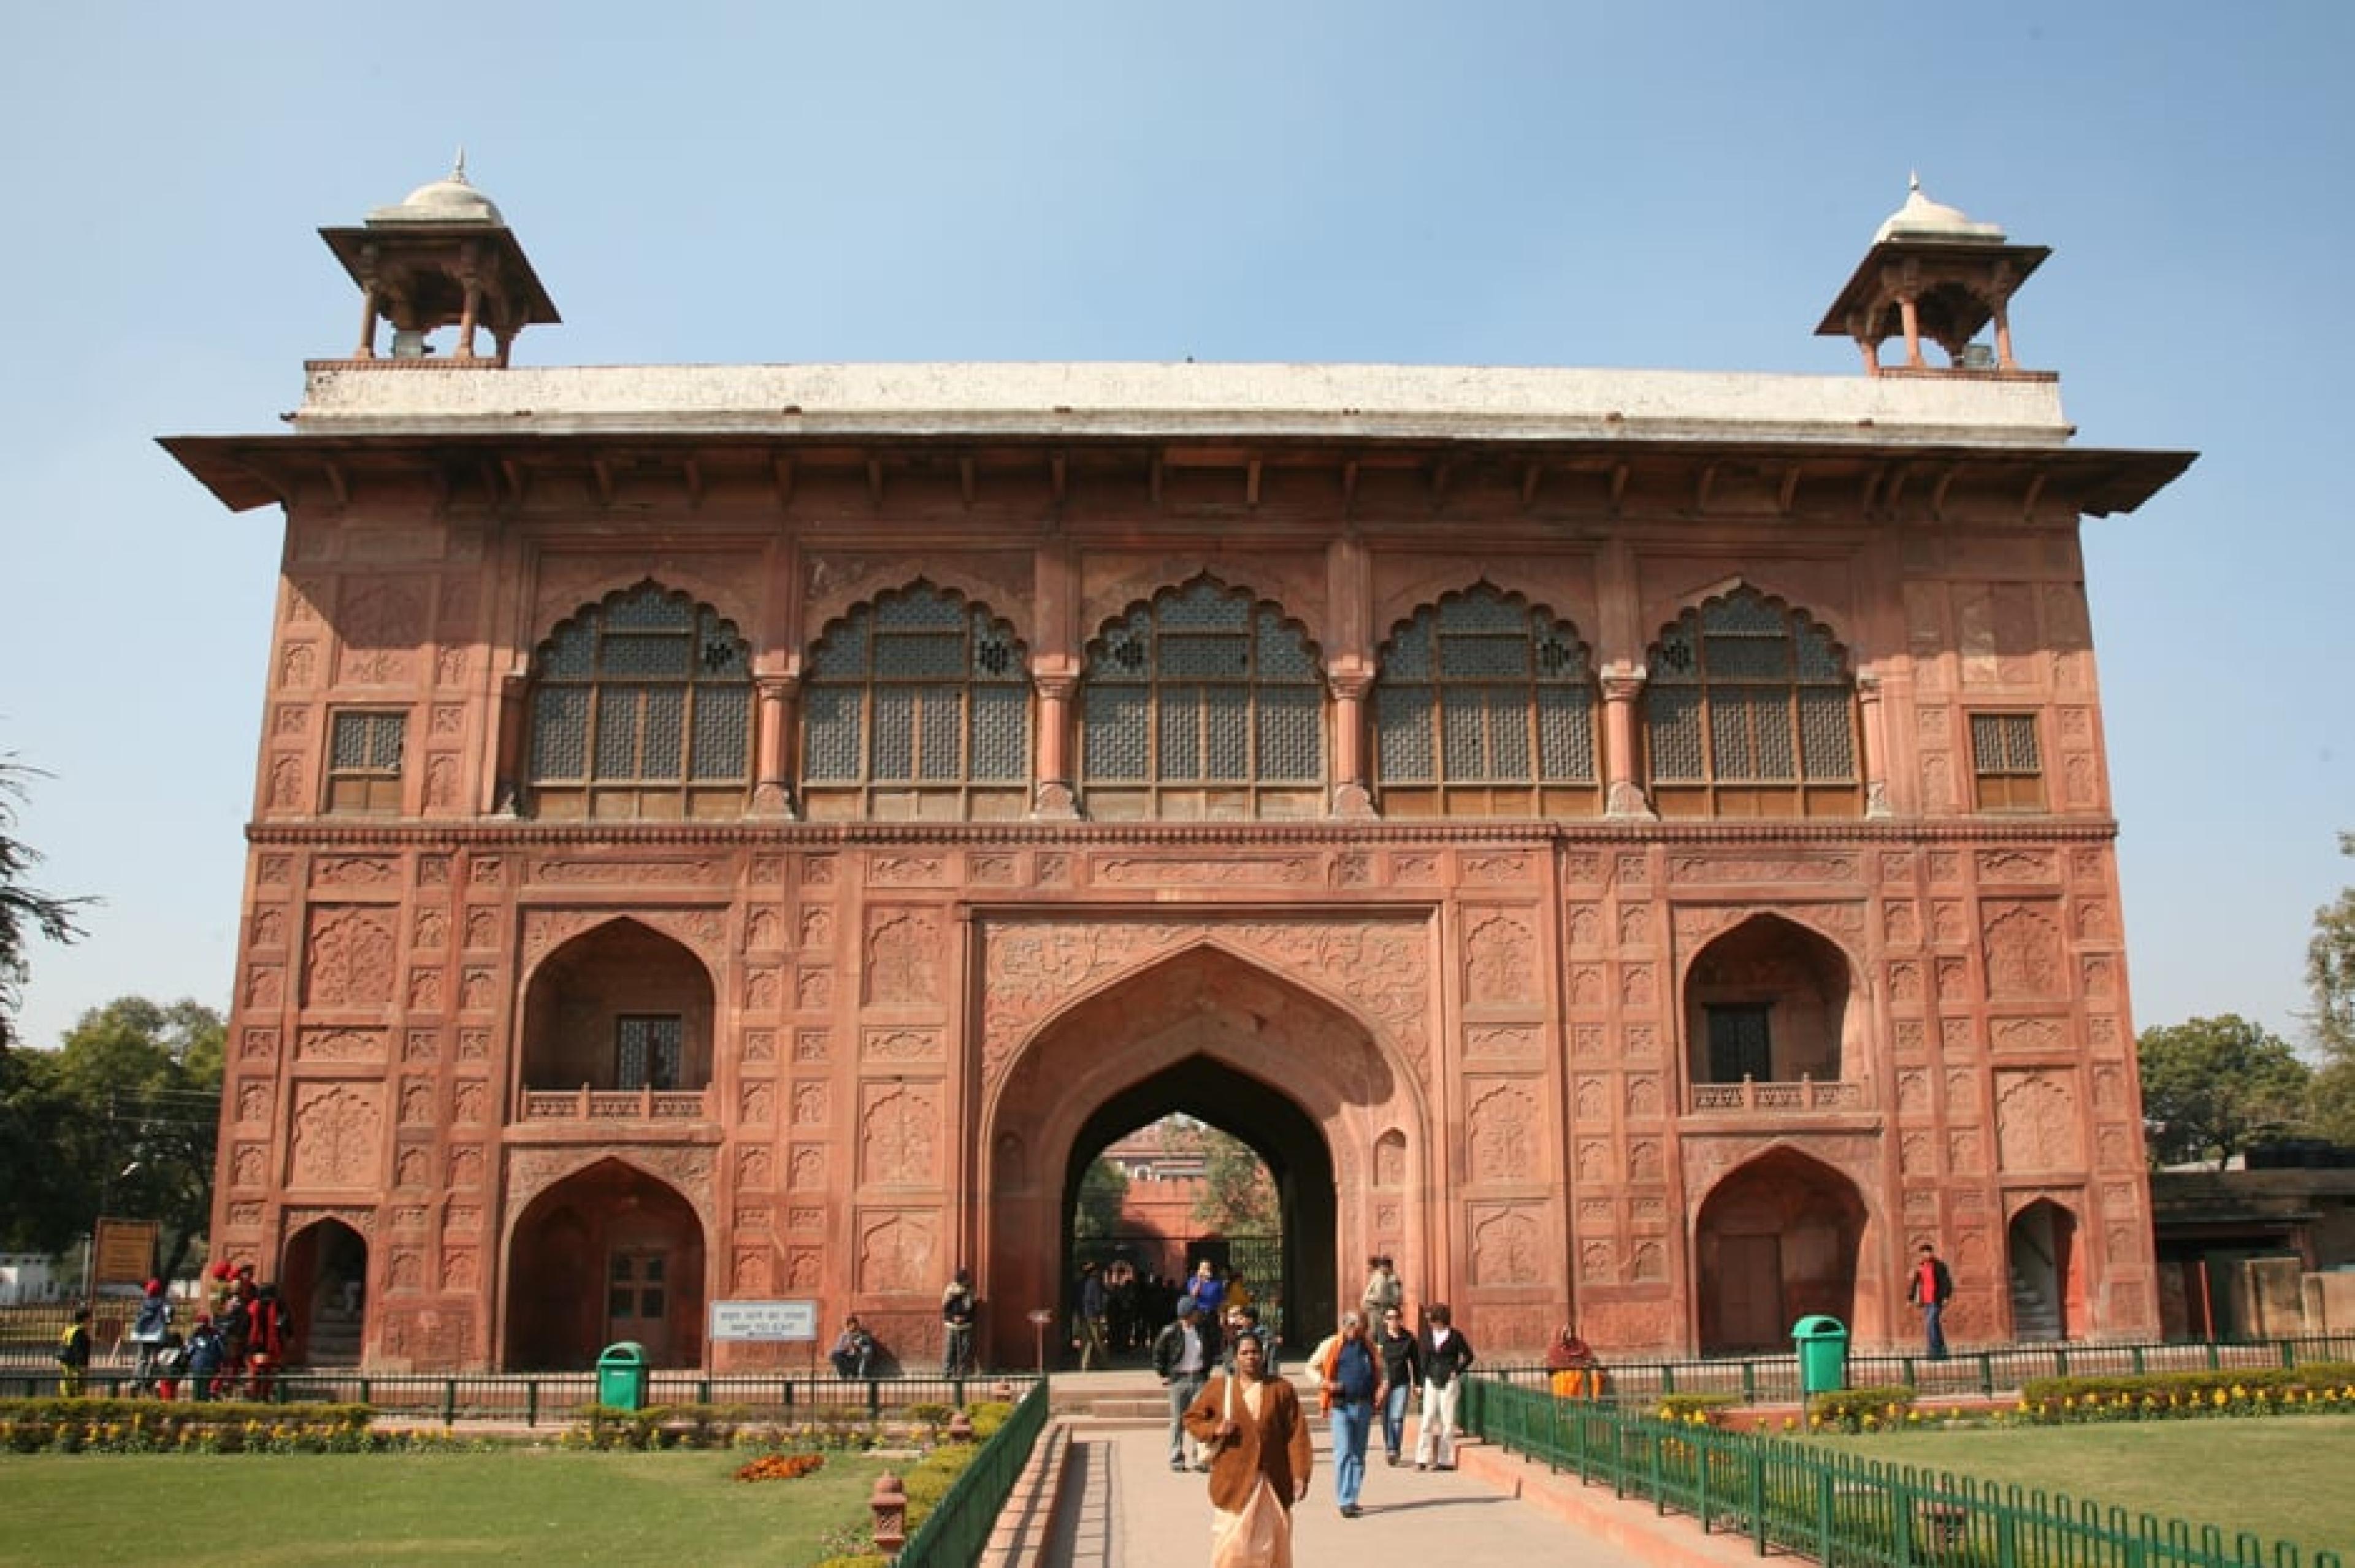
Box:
[616,1014,684,1092]
[526,582,752,821]
[1969,711,2045,813]
[801,584,1031,821]
[1644,590,1859,819]
[1373,587,1599,818]
[1080,578,1325,820]
[326,709,405,814]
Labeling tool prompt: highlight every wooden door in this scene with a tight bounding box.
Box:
[1717,1234,1786,1351]
[607,1249,671,1361]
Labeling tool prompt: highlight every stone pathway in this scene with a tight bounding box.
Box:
[1060,1417,1650,1568]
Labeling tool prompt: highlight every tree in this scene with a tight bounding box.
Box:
[1163,1120,1276,1235]
[0,757,92,1052]
[2137,1014,2312,1169]
[1072,1155,1129,1242]
[0,997,223,1280]
[2307,834,2355,1143]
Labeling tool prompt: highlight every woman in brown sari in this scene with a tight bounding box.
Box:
[1182,1331,1314,1567]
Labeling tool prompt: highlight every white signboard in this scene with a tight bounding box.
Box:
[710,1299,821,1342]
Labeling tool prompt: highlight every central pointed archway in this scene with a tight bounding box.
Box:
[1067,1058,1337,1353]
[981,941,1411,1370]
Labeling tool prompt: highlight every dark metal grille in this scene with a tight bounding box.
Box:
[526,584,753,805]
[802,584,1031,806]
[1078,580,1324,807]
[1645,590,1856,800]
[616,1014,683,1092]
[1373,588,1598,803]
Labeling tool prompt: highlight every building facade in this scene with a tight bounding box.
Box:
[167,170,2191,1371]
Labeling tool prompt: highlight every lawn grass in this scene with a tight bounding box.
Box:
[0,1447,899,1567]
[1808,1413,2355,1556]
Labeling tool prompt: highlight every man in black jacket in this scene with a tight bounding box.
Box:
[1151,1299,1216,1470]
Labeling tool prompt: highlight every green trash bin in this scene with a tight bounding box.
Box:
[596,1341,649,1410]
[1792,1315,1848,1396]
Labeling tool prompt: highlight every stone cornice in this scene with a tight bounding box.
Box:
[160,428,2194,524]
[247,816,2120,851]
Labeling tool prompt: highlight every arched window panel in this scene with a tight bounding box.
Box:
[1643,590,1859,820]
[526,583,752,822]
[1079,579,1325,820]
[1372,588,1599,819]
[801,584,1032,822]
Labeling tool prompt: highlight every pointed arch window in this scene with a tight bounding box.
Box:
[526,583,752,820]
[801,585,1031,820]
[1644,590,1859,819]
[1373,587,1599,817]
[1080,579,1325,820]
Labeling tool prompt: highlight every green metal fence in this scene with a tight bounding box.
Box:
[896,1377,1051,1568]
[1464,1375,2346,1567]
[1472,1331,2355,1405]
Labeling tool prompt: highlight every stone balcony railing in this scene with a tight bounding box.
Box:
[1688,1076,1868,1114]
[520,1086,713,1122]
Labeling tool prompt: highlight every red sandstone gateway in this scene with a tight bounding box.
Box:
[163,167,2191,1373]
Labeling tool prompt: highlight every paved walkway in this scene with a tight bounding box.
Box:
[1047,1417,1653,1568]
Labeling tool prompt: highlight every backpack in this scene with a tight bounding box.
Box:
[57,1324,91,1369]
[135,1296,171,1342]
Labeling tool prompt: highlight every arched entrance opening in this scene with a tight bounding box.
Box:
[280,1218,367,1367]
[505,1158,706,1369]
[1683,914,1857,1098]
[2007,1199,2081,1341]
[1694,1148,1867,1354]
[982,943,1403,1371]
[1066,1067,1334,1360]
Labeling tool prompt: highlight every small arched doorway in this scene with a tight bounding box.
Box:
[2007,1199,2081,1341]
[505,1158,707,1369]
[1694,1148,1867,1354]
[982,943,1406,1371]
[280,1218,367,1367]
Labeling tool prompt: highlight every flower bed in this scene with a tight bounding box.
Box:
[2015,1363,2355,1424]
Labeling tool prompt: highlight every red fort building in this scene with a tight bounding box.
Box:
[164,168,2191,1372]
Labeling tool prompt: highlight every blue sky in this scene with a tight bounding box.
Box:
[2,2,2349,1054]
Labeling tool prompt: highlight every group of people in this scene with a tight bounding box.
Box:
[1073,1257,1260,1367]
[53,1262,294,1403]
[1157,1255,1501,1564]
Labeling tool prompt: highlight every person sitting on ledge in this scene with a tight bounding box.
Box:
[830,1314,877,1379]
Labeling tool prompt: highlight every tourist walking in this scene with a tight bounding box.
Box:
[1311,1310,1379,1517]
[1411,1302,1475,1470]
[131,1279,172,1394]
[1372,1303,1420,1464]
[185,1314,226,1401]
[1909,1241,1955,1359]
[1073,1261,1109,1370]
[1182,1331,1312,1568]
[1185,1259,1227,1320]
[1152,1298,1214,1470]
[1359,1255,1402,1323]
[56,1308,92,1398]
[941,1266,978,1375]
